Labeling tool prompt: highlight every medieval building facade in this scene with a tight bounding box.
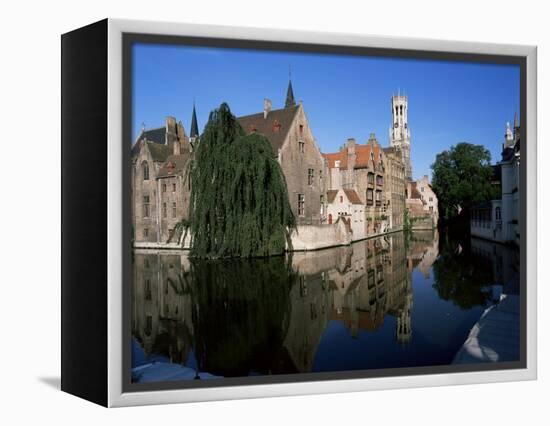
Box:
[237,81,327,226]
[131,107,198,245]
[471,116,520,245]
[131,82,438,250]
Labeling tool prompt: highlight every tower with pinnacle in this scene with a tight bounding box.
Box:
[389,93,412,181]
[189,102,199,145]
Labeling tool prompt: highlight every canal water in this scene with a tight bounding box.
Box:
[131,230,520,383]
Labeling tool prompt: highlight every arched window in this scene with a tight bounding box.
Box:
[495,206,501,221]
[142,161,149,181]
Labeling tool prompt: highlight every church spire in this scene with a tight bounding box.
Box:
[285,69,296,108]
[190,102,199,140]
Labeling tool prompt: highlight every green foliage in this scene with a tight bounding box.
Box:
[431,237,495,309]
[189,103,296,258]
[189,256,294,376]
[431,142,496,221]
[403,209,413,249]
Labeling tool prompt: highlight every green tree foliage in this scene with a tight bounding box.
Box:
[189,103,296,258]
[431,142,498,221]
[189,257,295,376]
[431,236,495,309]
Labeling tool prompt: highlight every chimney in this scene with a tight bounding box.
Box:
[173,140,181,156]
[263,98,272,119]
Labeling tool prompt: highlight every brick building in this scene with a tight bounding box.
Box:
[237,80,328,225]
[131,109,197,244]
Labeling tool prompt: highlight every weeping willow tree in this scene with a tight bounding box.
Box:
[189,103,296,258]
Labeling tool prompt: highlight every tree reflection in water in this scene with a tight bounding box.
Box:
[131,230,519,382]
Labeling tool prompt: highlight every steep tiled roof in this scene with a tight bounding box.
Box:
[157,153,191,178]
[326,189,363,205]
[237,105,299,154]
[343,189,363,205]
[327,190,338,204]
[131,127,166,157]
[323,141,383,170]
[146,142,171,162]
[141,127,165,144]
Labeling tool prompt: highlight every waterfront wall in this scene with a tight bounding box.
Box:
[133,222,406,252]
[289,220,351,251]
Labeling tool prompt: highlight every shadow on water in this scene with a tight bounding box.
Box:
[131,229,519,382]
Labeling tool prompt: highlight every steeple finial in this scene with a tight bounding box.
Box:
[285,69,296,108]
[190,102,199,139]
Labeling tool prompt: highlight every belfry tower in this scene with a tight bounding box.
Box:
[389,94,412,181]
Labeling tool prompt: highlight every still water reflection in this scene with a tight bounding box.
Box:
[131,231,519,383]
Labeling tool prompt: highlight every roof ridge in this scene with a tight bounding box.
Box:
[237,104,298,120]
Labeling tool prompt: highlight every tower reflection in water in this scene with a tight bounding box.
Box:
[132,230,517,382]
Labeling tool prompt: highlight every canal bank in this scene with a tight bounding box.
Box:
[133,223,434,252]
[453,293,520,364]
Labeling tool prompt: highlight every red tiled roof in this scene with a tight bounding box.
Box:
[323,140,383,170]
[343,189,363,205]
[327,190,338,204]
[326,189,363,205]
[237,105,299,154]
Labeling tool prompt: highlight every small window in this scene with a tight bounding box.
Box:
[320,195,324,215]
[172,183,176,193]
[145,316,152,336]
[172,202,177,218]
[298,194,305,216]
[143,228,149,238]
[162,202,167,218]
[142,161,149,181]
[308,169,314,185]
[299,275,307,297]
[299,124,304,135]
[495,206,501,221]
[429,197,433,202]
[421,187,425,192]
[162,183,166,193]
[143,195,150,218]
[299,140,305,153]
[145,279,152,300]
[340,195,343,203]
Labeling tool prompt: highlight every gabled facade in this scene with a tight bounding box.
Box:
[471,117,520,245]
[326,188,364,238]
[131,115,194,244]
[323,134,394,237]
[237,82,327,225]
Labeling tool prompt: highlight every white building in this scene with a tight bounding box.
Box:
[500,117,520,245]
[326,188,365,240]
[471,116,520,245]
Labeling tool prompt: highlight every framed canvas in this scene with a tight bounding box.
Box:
[61,19,537,407]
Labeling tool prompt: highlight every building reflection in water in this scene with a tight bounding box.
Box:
[132,229,517,382]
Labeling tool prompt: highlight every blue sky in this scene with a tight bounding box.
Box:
[132,43,519,180]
